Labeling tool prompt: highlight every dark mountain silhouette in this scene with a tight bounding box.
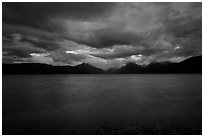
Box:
[145,56,202,73]
[2,56,202,74]
[73,63,104,74]
[115,56,202,74]
[178,56,202,73]
[115,62,144,73]
[2,63,104,74]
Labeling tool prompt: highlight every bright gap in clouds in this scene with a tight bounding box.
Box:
[130,54,142,60]
[65,50,78,54]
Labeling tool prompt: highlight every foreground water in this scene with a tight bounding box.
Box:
[3,74,202,135]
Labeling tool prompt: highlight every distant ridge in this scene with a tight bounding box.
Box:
[2,56,202,74]
[2,63,104,74]
[114,56,202,74]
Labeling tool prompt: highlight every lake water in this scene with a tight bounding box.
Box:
[2,74,202,135]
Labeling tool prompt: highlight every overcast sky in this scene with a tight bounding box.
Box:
[2,2,202,69]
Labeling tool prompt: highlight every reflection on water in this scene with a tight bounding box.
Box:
[3,74,202,134]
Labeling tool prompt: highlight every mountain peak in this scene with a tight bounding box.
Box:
[74,63,104,74]
[76,63,90,67]
[2,56,202,74]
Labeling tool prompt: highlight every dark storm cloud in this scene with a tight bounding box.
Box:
[3,39,45,58]
[2,23,64,52]
[2,2,202,68]
[2,23,61,42]
[20,38,60,51]
[162,14,202,57]
[163,17,202,38]
[4,48,32,58]
[3,2,116,32]
[89,28,145,48]
[90,2,202,60]
[66,27,145,48]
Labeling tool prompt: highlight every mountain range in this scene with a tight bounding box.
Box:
[3,56,202,74]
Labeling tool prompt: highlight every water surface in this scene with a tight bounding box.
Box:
[3,74,202,134]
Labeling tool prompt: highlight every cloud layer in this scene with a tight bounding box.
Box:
[2,2,202,69]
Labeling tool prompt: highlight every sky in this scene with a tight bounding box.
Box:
[2,2,202,70]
